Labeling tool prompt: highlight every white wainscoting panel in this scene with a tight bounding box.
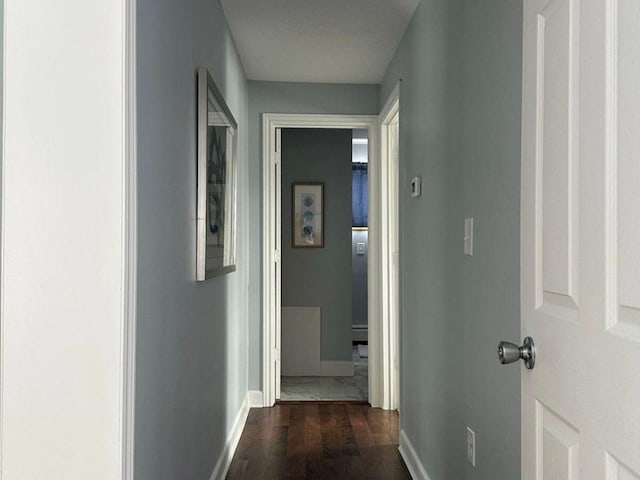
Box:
[281,306,321,376]
[247,391,264,408]
[320,361,354,376]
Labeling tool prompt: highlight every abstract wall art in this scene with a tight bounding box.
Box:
[196,67,238,280]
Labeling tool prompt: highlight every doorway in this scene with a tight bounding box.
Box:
[261,111,400,409]
[277,128,368,401]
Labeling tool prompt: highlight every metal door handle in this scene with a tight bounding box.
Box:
[498,336,536,370]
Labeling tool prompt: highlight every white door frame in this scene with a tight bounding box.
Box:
[379,84,400,410]
[261,112,399,409]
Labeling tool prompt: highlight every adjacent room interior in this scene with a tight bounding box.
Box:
[280,128,369,402]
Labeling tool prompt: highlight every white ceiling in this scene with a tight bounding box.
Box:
[220,0,420,84]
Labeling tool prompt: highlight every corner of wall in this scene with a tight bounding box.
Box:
[398,430,434,480]
[208,392,251,480]
[247,390,264,407]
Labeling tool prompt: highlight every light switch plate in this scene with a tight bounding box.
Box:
[464,218,474,256]
[356,243,366,255]
[411,177,421,198]
[466,427,476,467]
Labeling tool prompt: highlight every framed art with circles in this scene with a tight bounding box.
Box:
[292,182,324,248]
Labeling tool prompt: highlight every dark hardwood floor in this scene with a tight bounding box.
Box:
[226,403,411,479]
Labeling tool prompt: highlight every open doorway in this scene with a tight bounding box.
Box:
[350,128,370,400]
[261,113,399,410]
[278,128,370,401]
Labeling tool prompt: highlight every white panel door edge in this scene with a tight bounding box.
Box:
[521,0,640,478]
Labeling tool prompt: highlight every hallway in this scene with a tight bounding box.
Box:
[8,0,625,478]
[226,404,410,479]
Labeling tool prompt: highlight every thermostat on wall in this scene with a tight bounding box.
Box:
[411,176,422,198]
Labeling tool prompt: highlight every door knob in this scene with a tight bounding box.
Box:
[498,336,535,370]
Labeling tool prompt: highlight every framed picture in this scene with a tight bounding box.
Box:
[196,67,238,280]
[292,182,324,248]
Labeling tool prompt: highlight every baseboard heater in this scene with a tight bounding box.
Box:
[352,324,368,343]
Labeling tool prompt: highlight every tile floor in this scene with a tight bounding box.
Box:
[280,346,368,401]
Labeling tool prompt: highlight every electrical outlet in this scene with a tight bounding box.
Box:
[466,427,476,467]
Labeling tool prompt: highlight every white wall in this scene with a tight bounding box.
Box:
[1,0,131,477]
[134,0,250,478]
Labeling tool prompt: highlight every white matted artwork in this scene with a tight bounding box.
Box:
[292,182,324,248]
[281,306,321,376]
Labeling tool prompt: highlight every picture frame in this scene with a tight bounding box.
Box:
[196,67,238,280]
[292,182,324,248]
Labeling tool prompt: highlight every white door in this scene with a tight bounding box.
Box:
[521,0,640,478]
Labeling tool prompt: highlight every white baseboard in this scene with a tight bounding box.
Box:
[320,360,354,376]
[399,430,433,480]
[352,325,368,342]
[209,392,250,480]
[247,390,264,408]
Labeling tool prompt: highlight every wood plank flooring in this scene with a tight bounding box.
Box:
[226,404,411,479]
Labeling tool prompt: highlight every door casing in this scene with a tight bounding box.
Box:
[261,112,400,409]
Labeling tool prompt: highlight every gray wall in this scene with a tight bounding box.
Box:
[135,0,250,478]
[381,3,462,477]
[0,0,2,165]
[351,230,368,327]
[248,81,379,388]
[380,0,522,478]
[455,2,522,477]
[281,128,353,362]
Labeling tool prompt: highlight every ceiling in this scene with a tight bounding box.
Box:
[220,0,420,84]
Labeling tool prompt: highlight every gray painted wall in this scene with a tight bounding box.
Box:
[248,81,379,388]
[0,0,2,225]
[380,0,522,478]
[135,0,249,478]
[455,2,522,477]
[351,230,368,327]
[281,128,353,362]
[381,3,462,477]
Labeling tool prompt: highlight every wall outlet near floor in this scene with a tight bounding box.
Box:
[466,427,476,467]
